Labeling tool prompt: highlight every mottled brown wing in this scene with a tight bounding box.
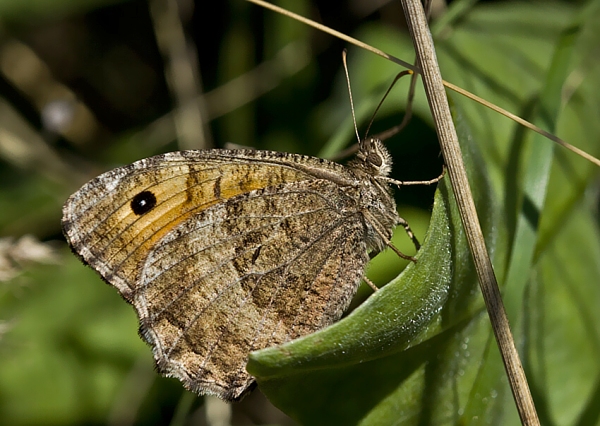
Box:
[138,179,368,400]
[62,150,368,401]
[62,150,354,301]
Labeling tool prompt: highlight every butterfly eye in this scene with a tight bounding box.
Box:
[131,191,157,215]
[367,152,383,167]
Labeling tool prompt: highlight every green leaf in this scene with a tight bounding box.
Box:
[249,105,503,424]
[250,1,600,424]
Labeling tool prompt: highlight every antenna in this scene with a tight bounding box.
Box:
[366,70,412,140]
[332,52,413,162]
[342,49,361,145]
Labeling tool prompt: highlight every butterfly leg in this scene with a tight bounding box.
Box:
[364,210,418,263]
[363,275,379,292]
[382,166,446,188]
[397,216,421,251]
[387,240,417,263]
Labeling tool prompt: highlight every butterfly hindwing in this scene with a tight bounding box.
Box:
[137,179,368,400]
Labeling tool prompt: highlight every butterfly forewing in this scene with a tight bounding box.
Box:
[62,149,381,401]
[62,151,339,299]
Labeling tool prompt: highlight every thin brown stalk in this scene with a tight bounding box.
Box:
[245,0,599,169]
[399,1,539,425]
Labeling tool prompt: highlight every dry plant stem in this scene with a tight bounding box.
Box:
[246,0,599,169]
[399,1,539,424]
[248,0,413,70]
[443,81,600,167]
[149,0,212,150]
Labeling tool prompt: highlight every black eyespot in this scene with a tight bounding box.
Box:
[131,191,157,215]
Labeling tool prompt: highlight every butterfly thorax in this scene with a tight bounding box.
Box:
[347,138,399,253]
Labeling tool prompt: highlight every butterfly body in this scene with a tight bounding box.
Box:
[62,139,399,400]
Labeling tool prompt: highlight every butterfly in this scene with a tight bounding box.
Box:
[62,137,427,401]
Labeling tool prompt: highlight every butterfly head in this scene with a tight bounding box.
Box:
[356,138,393,177]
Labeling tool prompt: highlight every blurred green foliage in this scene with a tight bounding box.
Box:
[0,0,599,425]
